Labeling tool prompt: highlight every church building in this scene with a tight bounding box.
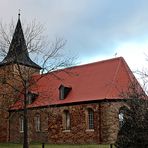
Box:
[0,15,144,144]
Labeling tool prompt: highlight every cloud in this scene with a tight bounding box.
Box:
[0,0,148,72]
[117,40,148,70]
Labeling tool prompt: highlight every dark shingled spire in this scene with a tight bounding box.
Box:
[0,15,41,69]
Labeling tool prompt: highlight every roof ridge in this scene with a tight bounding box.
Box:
[74,56,123,68]
[38,56,124,77]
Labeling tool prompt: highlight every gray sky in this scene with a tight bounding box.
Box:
[0,0,148,72]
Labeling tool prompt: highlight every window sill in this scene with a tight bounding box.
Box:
[20,131,24,133]
[62,130,71,133]
[86,129,94,132]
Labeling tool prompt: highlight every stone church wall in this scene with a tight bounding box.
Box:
[9,101,125,144]
[9,109,48,143]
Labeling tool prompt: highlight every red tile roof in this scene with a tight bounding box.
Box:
[10,57,142,110]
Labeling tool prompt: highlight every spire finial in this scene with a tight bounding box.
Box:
[18,9,21,19]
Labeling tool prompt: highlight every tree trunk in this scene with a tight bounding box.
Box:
[23,81,29,148]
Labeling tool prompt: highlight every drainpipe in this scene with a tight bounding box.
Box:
[99,103,102,143]
[7,111,10,142]
[23,80,29,148]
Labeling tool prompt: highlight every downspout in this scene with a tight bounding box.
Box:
[99,103,102,143]
[7,111,10,142]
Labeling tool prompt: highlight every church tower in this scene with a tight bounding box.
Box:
[0,14,41,142]
[0,14,41,73]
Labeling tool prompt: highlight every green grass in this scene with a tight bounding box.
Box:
[0,143,114,148]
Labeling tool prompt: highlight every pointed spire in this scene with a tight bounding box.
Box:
[18,9,21,20]
[0,14,41,69]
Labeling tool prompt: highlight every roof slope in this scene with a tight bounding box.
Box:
[0,17,41,69]
[11,57,143,109]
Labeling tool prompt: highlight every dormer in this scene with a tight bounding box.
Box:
[27,91,38,104]
[59,84,72,100]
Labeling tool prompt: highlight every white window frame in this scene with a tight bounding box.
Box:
[88,109,94,129]
[60,86,65,100]
[119,112,124,127]
[19,115,24,132]
[34,114,41,132]
[63,110,70,131]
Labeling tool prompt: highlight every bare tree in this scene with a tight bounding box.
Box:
[115,81,148,148]
[0,17,75,148]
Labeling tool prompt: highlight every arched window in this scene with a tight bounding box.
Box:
[88,108,94,129]
[34,114,41,132]
[119,107,126,128]
[63,110,70,130]
[19,115,24,132]
[119,111,124,127]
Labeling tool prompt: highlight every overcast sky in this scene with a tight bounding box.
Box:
[0,0,148,74]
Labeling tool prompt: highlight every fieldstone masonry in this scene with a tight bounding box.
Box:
[9,101,125,144]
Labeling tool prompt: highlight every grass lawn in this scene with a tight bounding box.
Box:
[0,143,114,148]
